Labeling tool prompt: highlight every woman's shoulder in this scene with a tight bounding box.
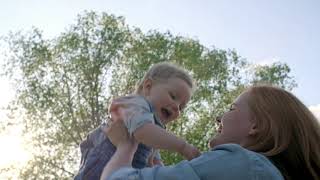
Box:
[189,143,284,180]
[213,144,280,170]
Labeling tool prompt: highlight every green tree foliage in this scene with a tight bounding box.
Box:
[1,11,296,179]
[251,62,297,90]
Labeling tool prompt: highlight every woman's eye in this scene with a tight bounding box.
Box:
[215,115,222,123]
[229,104,235,111]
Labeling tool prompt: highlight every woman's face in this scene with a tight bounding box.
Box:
[209,91,257,148]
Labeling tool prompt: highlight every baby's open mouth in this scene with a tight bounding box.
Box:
[161,108,171,119]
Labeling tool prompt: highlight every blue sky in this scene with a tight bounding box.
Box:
[0,0,319,109]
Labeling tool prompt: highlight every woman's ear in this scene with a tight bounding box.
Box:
[142,79,153,96]
[248,123,259,136]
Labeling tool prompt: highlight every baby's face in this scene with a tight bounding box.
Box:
[143,78,192,124]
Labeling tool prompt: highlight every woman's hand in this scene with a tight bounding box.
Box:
[103,116,138,151]
[100,116,138,180]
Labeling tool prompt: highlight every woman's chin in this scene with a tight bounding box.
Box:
[209,137,221,148]
[209,139,215,148]
[209,134,228,148]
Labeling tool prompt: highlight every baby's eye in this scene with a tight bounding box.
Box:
[169,92,176,100]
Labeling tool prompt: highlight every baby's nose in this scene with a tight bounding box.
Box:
[172,103,180,112]
[171,104,180,117]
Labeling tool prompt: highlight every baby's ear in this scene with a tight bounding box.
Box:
[142,78,153,95]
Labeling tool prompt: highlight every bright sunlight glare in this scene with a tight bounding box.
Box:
[0,133,31,168]
[0,76,32,178]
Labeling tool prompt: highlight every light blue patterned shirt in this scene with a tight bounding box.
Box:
[106,144,284,180]
[110,95,165,135]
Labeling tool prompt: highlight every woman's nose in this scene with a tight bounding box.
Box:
[216,115,222,123]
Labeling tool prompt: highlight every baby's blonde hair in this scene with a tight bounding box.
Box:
[135,62,194,94]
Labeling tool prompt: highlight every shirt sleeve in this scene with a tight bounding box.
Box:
[105,144,283,180]
[113,96,155,135]
[189,144,284,180]
[107,161,200,180]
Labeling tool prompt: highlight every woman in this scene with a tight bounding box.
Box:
[101,85,320,180]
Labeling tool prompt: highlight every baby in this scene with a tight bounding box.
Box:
[75,62,200,180]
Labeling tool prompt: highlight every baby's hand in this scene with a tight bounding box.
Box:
[181,143,201,160]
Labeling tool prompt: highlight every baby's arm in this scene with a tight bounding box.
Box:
[134,123,200,160]
[109,96,200,160]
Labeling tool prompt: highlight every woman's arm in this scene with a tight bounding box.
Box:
[100,143,136,180]
[100,117,199,180]
[101,147,199,180]
[100,118,138,180]
[102,144,284,180]
[101,154,200,180]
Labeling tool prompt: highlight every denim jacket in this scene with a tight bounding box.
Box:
[106,144,284,180]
